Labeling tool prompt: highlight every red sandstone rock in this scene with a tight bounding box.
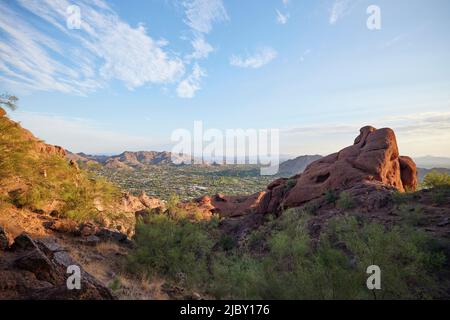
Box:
[399,156,418,191]
[194,126,418,217]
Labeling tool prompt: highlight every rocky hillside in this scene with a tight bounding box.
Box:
[0,107,167,299]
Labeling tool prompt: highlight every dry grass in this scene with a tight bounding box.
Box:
[111,273,168,300]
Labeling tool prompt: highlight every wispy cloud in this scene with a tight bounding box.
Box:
[276,9,289,25]
[182,0,228,34]
[176,64,206,98]
[0,0,185,95]
[180,0,228,97]
[185,35,214,61]
[329,0,354,25]
[230,47,277,69]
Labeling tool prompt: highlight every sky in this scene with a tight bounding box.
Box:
[1,0,450,158]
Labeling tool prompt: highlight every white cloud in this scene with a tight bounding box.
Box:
[276,10,289,25]
[11,112,158,154]
[182,0,228,34]
[282,0,290,6]
[329,0,354,25]
[230,47,278,69]
[178,0,227,96]
[0,0,185,94]
[186,35,214,60]
[176,64,206,98]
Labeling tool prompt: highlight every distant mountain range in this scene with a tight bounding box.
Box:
[67,150,450,182]
[66,151,193,169]
[414,156,450,169]
[277,155,323,177]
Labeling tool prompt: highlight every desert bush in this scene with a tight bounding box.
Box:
[125,194,446,299]
[284,178,297,193]
[396,204,424,226]
[391,190,416,204]
[422,171,450,189]
[126,215,213,287]
[336,191,355,209]
[328,216,445,299]
[206,213,445,299]
[431,189,449,205]
[324,188,338,204]
[218,234,238,251]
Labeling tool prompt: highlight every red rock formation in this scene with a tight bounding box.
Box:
[194,126,418,217]
[196,192,267,218]
[281,126,413,208]
[399,156,418,191]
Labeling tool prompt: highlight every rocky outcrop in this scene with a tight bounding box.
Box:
[0,233,115,300]
[278,126,416,208]
[37,144,66,157]
[399,156,418,191]
[193,126,418,217]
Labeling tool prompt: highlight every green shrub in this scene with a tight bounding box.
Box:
[210,213,445,299]
[396,204,423,226]
[391,190,415,204]
[324,189,338,204]
[108,276,121,292]
[284,178,297,193]
[431,189,449,205]
[328,216,445,299]
[125,188,446,300]
[423,171,450,189]
[218,234,238,251]
[126,215,213,287]
[336,191,354,210]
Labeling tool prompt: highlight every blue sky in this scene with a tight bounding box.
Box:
[1,0,450,157]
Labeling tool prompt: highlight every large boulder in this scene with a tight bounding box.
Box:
[280,126,416,208]
[399,156,418,191]
[1,233,115,300]
[193,126,418,217]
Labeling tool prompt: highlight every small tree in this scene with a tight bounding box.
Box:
[0,93,18,111]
